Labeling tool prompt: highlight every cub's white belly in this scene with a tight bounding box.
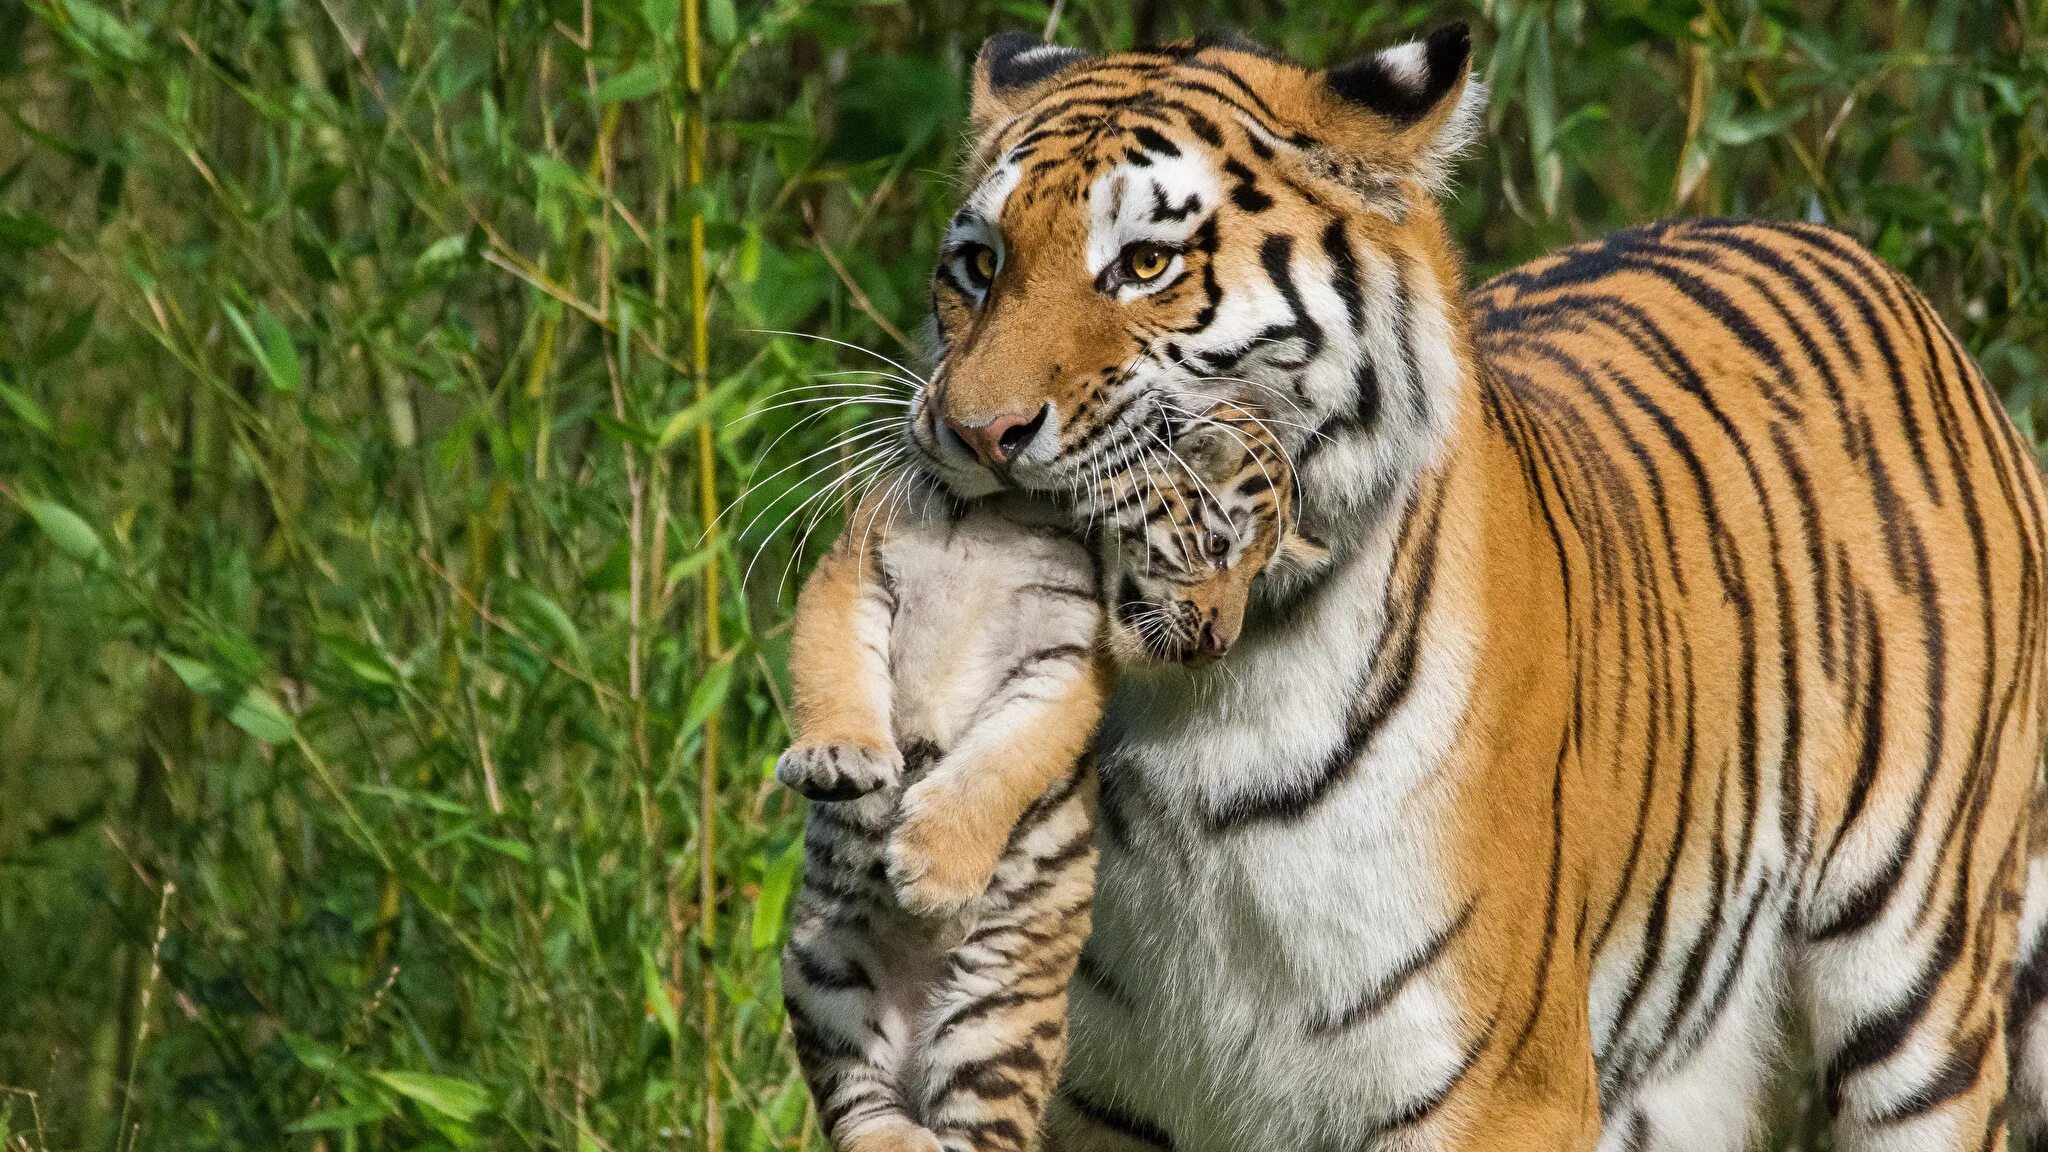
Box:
[879,501,1095,751]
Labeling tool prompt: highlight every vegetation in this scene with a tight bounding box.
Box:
[0,0,2040,1148]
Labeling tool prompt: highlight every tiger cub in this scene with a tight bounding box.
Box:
[777,406,1314,1152]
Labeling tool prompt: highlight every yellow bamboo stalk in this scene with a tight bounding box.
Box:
[683,0,722,1149]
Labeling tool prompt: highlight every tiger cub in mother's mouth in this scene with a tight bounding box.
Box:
[776,406,1321,1152]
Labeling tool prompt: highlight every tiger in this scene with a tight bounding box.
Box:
[778,406,1312,1152]
[897,22,2048,1152]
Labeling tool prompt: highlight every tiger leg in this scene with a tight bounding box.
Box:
[887,653,1106,916]
[1797,821,2026,1151]
[915,763,1097,1152]
[778,493,904,801]
[2008,840,2048,1146]
[1596,938,1786,1152]
[1038,1094,1169,1151]
[785,802,947,1152]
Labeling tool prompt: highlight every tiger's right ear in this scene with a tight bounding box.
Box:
[972,33,1091,130]
[1318,24,1485,194]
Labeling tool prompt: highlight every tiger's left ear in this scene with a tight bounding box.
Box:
[972,33,1092,131]
[1319,24,1486,193]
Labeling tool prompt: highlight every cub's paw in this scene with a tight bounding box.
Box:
[844,1119,943,1152]
[886,784,1002,917]
[775,742,902,801]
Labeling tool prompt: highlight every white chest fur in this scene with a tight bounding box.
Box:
[1067,506,1481,1150]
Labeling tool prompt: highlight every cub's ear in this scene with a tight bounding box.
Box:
[1270,531,1333,577]
[1174,424,1250,484]
[973,32,1091,130]
[1320,24,1486,192]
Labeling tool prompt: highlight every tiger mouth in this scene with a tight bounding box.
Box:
[1115,575,1213,665]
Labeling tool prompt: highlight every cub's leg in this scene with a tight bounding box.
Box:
[888,650,1107,916]
[784,798,946,1152]
[779,501,903,801]
[916,761,1098,1152]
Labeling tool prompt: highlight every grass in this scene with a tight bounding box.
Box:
[0,0,2042,1148]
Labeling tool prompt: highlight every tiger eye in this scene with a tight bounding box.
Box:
[972,246,997,283]
[1125,243,1172,281]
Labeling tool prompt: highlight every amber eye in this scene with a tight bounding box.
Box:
[1122,242,1175,283]
[1204,529,1232,561]
[957,243,998,289]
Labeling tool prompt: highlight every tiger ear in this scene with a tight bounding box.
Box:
[972,32,1091,130]
[1174,424,1249,484]
[1320,24,1486,192]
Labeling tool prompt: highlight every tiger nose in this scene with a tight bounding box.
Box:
[945,405,1050,470]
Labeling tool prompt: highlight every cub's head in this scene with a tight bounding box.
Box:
[906,26,1485,511]
[1096,405,1328,666]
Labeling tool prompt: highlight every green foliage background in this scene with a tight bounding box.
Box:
[0,0,2042,1147]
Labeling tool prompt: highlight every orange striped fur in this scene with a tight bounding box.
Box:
[897,24,2048,1152]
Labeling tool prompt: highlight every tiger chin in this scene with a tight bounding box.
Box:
[774,405,1306,1152]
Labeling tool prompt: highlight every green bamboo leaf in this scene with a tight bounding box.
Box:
[61,0,151,61]
[751,837,803,951]
[228,687,294,744]
[23,497,107,565]
[655,374,745,449]
[370,1070,492,1123]
[0,380,52,434]
[160,651,227,698]
[641,0,679,41]
[663,546,717,593]
[706,0,737,45]
[467,832,533,862]
[683,659,734,737]
[33,305,95,366]
[416,233,468,269]
[287,1101,393,1133]
[642,947,680,1042]
[510,585,588,669]
[222,300,300,394]
[318,632,399,688]
[596,61,662,103]
[0,210,57,248]
[591,410,661,449]
[1709,103,1806,147]
[255,306,301,393]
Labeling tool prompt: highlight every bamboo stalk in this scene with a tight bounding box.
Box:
[683,0,722,1147]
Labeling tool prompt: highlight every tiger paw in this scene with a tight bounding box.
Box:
[886,781,1003,917]
[775,742,902,801]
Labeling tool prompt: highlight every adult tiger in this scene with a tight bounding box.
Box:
[895,22,2048,1152]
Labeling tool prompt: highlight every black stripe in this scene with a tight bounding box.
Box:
[1307,899,1473,1034]
[1062,1089,1173,1149]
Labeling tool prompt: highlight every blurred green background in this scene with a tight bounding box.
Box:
[0,0,2041,1148]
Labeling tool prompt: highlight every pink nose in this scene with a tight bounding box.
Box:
[945,406,1049,469]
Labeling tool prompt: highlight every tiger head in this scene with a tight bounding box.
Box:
[1094,404,1329,666]
[906,26,1486,525]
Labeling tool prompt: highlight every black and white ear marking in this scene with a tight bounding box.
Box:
[1324,23,1472,126]
[979,32,1089,94]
